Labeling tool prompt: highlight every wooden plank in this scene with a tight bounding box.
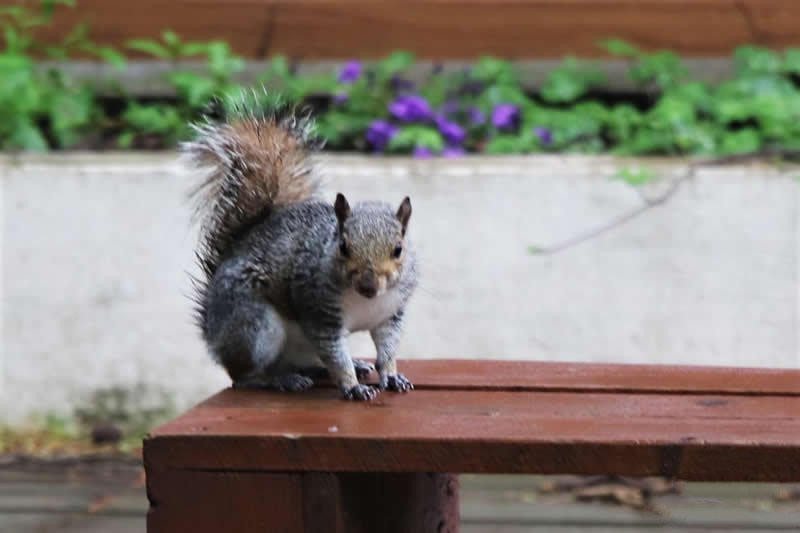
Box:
[33,1,271,58]
[144,388,800,480]
[34,1,800,60]
[269,359,800,395]
[357,360,800,396]
[145,468,457,532]
[146,469,303,532]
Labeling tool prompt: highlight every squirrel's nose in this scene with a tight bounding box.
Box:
[356,282,377,299]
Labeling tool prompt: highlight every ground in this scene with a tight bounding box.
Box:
[2,456,798,532]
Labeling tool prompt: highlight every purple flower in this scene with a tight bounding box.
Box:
[365,120,398,152]
[443,146,465,158]
[533,126,553,145]
[435,115,466,145]
[468,107,485,126]
[492,104,521,131]
[338,60,362,83]
[413,146,434,158]
[389,95,433,122]
[333,93,349,105]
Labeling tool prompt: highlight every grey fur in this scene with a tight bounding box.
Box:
[184,92,418,400]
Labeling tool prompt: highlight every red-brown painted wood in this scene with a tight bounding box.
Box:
[144,359,800,532]
[146,469,458,533]
[303,473,459,533]
[145,360,800,481]
[300,359,800,395]
[34,1,800,60]
[146,469,304,532]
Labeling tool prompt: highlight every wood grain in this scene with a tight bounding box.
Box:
[146,470,303,532]
[34,1,800,60]
[353,359,800,395]
[145,383,800,480]
[146,469,458,532]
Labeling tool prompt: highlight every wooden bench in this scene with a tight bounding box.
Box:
[144,360,800,532]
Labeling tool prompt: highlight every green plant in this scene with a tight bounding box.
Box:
[539,57,606,103]
[601,39,687,89]
[612,165,658,186]
[0,0,122,150]
[2,18,800,158]
[118,32,246,147]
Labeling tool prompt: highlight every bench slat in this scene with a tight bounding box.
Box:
[146,386,800,481]
[374,360,800,395]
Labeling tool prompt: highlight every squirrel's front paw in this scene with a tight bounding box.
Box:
[353,359,376,380]
[342,384,379,401]
[380,373,414,393]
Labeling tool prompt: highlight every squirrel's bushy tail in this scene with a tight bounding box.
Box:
[182,91,322,281]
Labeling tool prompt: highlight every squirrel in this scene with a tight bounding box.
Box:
[182,92,418,401]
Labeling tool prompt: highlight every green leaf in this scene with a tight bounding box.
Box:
[484,133,535,154]
[48,88,95,147]
[4,25,20,52]
[540,58,605,103]
[375,50,415,80]
[612,166,657,187]
[41,0,75,19]
[388,126,444,152]
[483,84,528,107]
[117,131,135,149]
[162,30,180,47]
[647,96,695,129]
[613,128,674,155]
[126,39,173,59]
[180,42,210,57]
[472,56,517,85]
[628,51,687,88]
[719,128,761,155]
[606,104,642,142]
[734,45,782,76]
[62,21,88,47]
[599,38,640,57]
[91,46,127,69]
[784,48,800,74]
[526,245,544,255]
[268,55,290,78]
[207,41,245,79]
[166,71,216,108]
[11,120,49,151]
[0,7,26,19]
[43,45,67,59]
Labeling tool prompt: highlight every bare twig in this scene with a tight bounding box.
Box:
[530,150,799,255]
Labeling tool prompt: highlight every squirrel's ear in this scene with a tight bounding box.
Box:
[396,196,412,235]
[334,193,351,232]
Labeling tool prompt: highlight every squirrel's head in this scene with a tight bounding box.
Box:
[334,193,412,299]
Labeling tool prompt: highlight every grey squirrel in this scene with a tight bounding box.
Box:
[182,93,418,401]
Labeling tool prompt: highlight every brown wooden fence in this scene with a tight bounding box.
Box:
[35,1,800,59]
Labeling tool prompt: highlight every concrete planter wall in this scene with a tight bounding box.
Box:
[2,154,798,422]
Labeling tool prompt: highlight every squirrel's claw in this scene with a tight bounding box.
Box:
[380,373,414,393]
[343,384,379,401]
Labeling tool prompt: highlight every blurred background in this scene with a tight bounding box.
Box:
[1,0,799,531]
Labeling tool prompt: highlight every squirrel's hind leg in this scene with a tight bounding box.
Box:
[206,297,316,392]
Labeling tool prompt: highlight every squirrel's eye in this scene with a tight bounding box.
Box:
[339,241,349,257]
[392,245,403,259]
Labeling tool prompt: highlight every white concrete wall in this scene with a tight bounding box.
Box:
[2,154,798,423]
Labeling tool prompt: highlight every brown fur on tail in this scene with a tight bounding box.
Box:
[183,94,321,280]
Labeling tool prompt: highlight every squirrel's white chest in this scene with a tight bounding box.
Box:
[341,288,403,332]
